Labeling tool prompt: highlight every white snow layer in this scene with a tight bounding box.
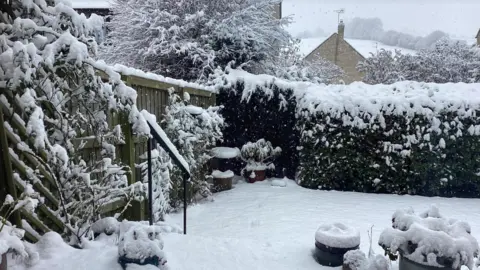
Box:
[211,147,240,159]
[379,206,479,269]
[184,105,204,115]
[140,110,190,174]
[214,68,480,129]
[108,63,215,92]
[68,0,111,9]
[315,223,360,248]
[211,170,234,178]
[9,180,480,270]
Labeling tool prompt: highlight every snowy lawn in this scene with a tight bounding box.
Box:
[10,179,480,270]
[165,179,480,269]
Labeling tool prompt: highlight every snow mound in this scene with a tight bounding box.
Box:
[379,205,479,269]
[118,224,166,263]
[184,105,203,115]
[343,250,390,270]
[0,225,29,262]
[315,223,360,248]
[211,147,240,159]
[271,178,287,187]
[91,217,119,236]
[212,170,234,178]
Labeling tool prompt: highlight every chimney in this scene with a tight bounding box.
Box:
[476,29,480,46]
[338,20,345,40]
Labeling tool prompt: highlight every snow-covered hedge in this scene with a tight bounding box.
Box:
[213,68,480,197]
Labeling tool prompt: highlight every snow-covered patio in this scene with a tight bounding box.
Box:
[10,179,480,270]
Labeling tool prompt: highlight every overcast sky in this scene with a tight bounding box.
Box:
[282,0,480,40]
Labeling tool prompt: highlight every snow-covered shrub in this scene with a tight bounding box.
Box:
[0,0,149,244]
[101,0,291,82]
[379,206,479,269]
[0,187,41,265]
[240,139,281,173]
[117,224,167,269]
[137,146,172,222]
[162,90,224,209]
[359,38,480,84]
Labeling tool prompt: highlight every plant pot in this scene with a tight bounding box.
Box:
[212,170,234,192]
[247,170,266,183]
[0,254,7,270]
[399,255,457,270]
[314,241,359,267]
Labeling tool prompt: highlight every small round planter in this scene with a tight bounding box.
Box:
[212,170,234,192]
[399,255,457,270]
[0,254,6,270]
[314,223,360,267]
[247,170,266,183]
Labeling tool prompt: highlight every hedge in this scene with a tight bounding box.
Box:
[213,68,480,197]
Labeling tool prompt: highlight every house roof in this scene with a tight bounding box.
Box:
[301,35,416,59]
[476,29,480,38]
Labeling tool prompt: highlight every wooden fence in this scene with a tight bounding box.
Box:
[0,72,215,242]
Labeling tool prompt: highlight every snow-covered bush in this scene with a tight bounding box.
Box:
[379,206,479,269]
[101,0,291,82]
[240,139,281,173]
[117,224,168,269]
[0,187,41,265]
[138,146,172,222]
[0,0,149,244]
[162,90,224,209]
[359,38,480,84]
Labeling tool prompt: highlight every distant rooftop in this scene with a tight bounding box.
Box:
[69,0,111,9]
[299,37,417,59]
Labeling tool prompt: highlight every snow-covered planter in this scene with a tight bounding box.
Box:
[210,147,240,173]
[379,206,479,270]
[211,170,234,192]
[314,223,360,267]
[240,139,282,182]
[117,224,167,270]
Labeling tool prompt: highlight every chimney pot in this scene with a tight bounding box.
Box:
[338,19,345,40]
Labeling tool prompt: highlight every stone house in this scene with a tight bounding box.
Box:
[304,20,366,83]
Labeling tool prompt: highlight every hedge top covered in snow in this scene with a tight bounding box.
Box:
[379,206,479,269]
[315,223,360,248]
[212,68,480,125]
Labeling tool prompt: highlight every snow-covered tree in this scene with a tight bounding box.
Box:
[162,90,224,208]
[0,0,149,244]
[358,38,480,84]
[138,145,172,222]
[101,0,292,82]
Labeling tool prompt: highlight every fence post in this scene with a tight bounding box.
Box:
[118,112,145,221]
[0,107,21,227]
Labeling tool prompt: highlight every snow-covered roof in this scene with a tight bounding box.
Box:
[476,29,480,38]
[299,36,416,59]
[69,0,111,9]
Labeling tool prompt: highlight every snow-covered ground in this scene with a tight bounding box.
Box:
[10,179,480,270]
[299,37,417,58]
